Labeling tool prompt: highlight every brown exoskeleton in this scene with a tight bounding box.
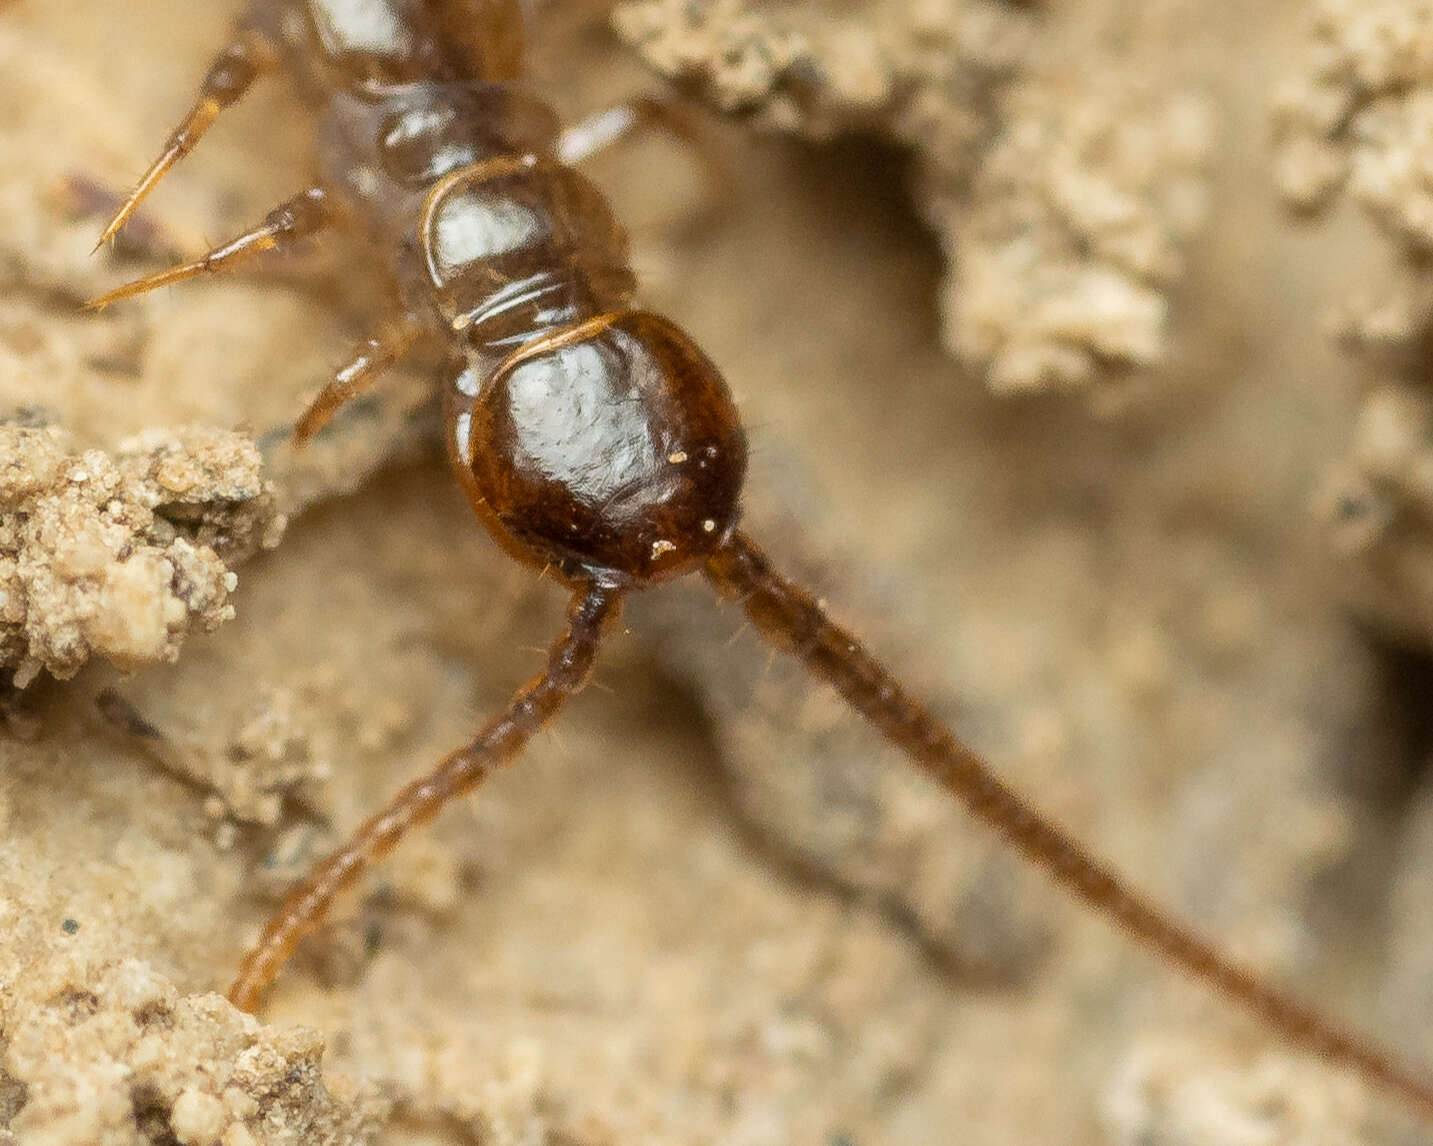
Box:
[81,0,1433,1124]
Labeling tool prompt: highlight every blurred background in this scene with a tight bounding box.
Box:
[2,1,1432,1142]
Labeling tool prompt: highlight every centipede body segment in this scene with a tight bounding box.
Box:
[85,0,1433,1121]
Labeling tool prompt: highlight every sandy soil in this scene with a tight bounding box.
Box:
[3,1,1433,1144]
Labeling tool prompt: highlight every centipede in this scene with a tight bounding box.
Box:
[59,0,1433,1133]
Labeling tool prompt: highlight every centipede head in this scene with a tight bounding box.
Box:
[452,311,748,588]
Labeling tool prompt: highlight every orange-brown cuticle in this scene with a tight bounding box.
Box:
[459,311,747,586]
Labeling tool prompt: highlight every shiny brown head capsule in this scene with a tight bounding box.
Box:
[457,312,747,586]
[83,0,1433,1120]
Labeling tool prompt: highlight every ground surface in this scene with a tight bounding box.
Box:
[4,1,1433,1144]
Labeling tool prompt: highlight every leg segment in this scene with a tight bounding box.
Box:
[557,95,729,213]
[94,24,279,250]
[704,531,1433,1118]
[293,317,426,445]
[226,584,621,1013]
[85,187,333,309]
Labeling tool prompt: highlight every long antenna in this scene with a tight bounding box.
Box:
[706,530,1433,1117]
[227,584,620,1012]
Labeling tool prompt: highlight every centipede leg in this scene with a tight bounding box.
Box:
[94,23,279,250]
[557,96,730,215]
[86,187,334,309]
[227,584,621,1013]
[293,316,427,445]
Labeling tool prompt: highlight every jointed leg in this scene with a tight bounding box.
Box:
[227,584,621,1013]
[704,531,1433,1118]
[293,316,427,445]
[85,187,333,309]
[557,95,730,216]
[95,23,279,250]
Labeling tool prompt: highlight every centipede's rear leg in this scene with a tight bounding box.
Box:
[94,20,279,250]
